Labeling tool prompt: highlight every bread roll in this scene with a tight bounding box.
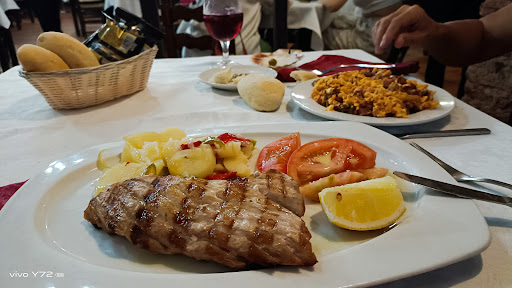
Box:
[37,32,100,69]
[290,70,318,82]
[17,44,70,72]
[237,74,285,112]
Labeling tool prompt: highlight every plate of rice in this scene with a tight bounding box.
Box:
[290,69,455,126]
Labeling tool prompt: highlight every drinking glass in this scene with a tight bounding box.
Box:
[203,0,243,67]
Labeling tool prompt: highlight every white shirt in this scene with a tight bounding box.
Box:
[352,0,401,15]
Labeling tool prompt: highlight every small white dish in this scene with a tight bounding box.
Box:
[199,65,278,91]
[291,77,455,126]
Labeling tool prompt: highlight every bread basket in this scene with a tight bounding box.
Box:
[19,45,158,110]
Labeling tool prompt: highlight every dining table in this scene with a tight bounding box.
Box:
[0,49,511,287]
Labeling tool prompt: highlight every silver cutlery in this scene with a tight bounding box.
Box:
[394,171,512,207]
[410,142,512,190]
[297,63,396,75]
[394,128,491,140]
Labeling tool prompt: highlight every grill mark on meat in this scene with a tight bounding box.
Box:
[186,182,206,199]
[209,178,247,248]
[151,177,169,192]
[130,225,148,249]
[136,208,153,225]
[168,227,187,250]
[175,197,193,229]
[104,185,124,233]
[248,243,271,264]
[267,171,287,198]
[226,178,247,233]
[253,197,275,246]
[144,189,161,207]
[209,201,231,245]
[130,207,154,249]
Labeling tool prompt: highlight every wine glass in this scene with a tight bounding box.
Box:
[203,0,243,67]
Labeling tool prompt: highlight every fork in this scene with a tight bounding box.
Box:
[297,63,396,75]
[410,142,512,190]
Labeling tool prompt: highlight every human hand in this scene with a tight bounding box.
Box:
[372,5,441,54]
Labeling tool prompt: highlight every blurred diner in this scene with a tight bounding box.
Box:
[177,0,294,56]
[320,0,401,58]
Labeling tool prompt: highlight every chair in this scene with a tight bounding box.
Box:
[273,0,288,50]
[70,0,105,37]
[13,0,35,30]
[159,0,235,58]
[0,27,19,72]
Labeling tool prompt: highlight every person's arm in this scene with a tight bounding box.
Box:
[480,4,512,61]
[372,4,512,66]
[320,0,347,13]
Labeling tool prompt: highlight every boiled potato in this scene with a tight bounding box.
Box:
[121,142,137,163]
[124,132,166,149]
[216,141,242,158]
[160,128,186,142]
[168,145,216,178]
[97,149,121,171]
[95,162,147,196]
[162,139,182,167]
[223,154,251,177]
[140,141,162,163]
[143,159,167,176]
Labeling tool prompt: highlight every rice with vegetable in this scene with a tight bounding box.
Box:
[311,69,438,118]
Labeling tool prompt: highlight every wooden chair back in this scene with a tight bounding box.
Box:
[272,0,288,50]
[69,0,105,37]
[160,0,219,58]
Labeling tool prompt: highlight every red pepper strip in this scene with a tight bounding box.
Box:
[217,133,251,143]
[205,172,238,180]
[181,141,203,150]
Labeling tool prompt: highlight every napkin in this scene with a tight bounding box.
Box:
[0,180,27,210]
[277,55,420,82]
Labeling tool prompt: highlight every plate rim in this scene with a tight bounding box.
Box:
[290,78,455,126]
[0,122,489,287]
[198,64,278,91]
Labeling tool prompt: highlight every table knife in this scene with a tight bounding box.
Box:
[393,128,491,140]
[393,171,512,207]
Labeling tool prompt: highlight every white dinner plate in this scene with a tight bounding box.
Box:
[0,122,489,287]
[199,64,278,91]
[291,78,455,126]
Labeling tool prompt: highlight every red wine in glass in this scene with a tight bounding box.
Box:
[204,13,243,41]
[203,0,243,66]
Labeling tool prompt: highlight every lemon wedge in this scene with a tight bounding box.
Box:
[318,176,406,231]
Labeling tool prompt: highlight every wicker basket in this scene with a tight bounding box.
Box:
[19,46,158,109]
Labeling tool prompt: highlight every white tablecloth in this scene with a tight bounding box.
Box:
[0,0,19,29]
[0,50,511,287]
[260,0,336,50]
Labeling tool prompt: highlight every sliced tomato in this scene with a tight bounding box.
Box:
[256,132,301,173]
[287,138,376,185]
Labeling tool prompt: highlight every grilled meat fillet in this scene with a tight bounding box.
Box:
[84,173,317,269]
